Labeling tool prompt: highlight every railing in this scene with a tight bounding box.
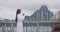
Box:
[0,20,16,23]
[23,21,60,23]
[0,20,16,32]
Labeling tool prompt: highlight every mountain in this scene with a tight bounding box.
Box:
[24,5,53,21]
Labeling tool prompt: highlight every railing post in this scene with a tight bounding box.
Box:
[37,23,39,32]
[10,22,14,32]
[2,23,6,32]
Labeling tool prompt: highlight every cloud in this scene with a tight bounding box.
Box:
[0,0,55,10]
[0,0,60,19]
[52,0,60,9]
[0,6,33,20]
[0,6,16,19]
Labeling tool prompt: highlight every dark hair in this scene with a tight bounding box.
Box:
[16,9,21,14]
[15,9,21,22]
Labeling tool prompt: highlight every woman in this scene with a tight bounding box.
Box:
[15,9,25,32]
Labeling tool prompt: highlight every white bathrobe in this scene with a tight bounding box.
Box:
[17,13,25,32]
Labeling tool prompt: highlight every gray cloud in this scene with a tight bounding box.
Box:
[0,0,60,19]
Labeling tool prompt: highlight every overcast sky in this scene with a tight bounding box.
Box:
[0,0,60,20]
